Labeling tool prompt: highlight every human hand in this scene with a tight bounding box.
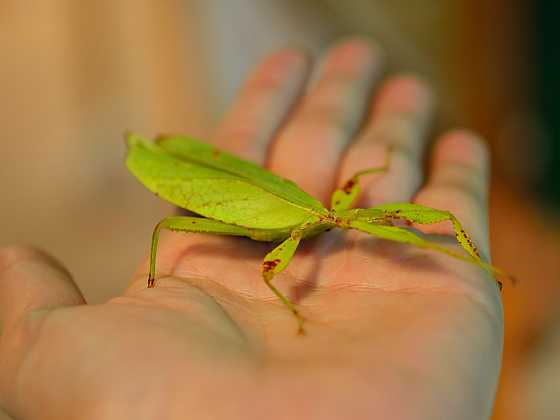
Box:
[0,38,502,420]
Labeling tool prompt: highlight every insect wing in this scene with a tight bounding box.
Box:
[126,135,318,229]
[155,135,326,212]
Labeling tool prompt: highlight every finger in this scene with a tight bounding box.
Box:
[213,49,310,163]
[0,246,85,333]
[337,75,434,205]
[414,130,491,257]
[269,38,383,202]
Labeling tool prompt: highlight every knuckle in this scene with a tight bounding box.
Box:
[343,140,387,170]
[247,71,289,93]
[214,124,265,161]
[441,129,490,164]
[0,245,44,275]
[433,180,487,210]
[0,307,51,391]
[468,134,490,162]
[299,103,339,125]
[296,105,356,140]
[0,246,68,283]
[219,123,260,146]
[361,118,421,166]
[404,163,424,189]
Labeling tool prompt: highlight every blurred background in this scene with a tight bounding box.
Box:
[1,1,559,418]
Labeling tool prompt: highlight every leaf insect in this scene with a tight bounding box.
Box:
[126,133,513,334]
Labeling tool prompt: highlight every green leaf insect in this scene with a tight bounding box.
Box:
[125,133,512,334]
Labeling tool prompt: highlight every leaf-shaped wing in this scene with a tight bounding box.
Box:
[126,135,323,229]
[152,134,325,212]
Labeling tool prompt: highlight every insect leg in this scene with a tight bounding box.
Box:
[148,216,255,287]
[349,213,513,289]
[261,223,322,334]
[360,203,482,260]
[330,147,391,212]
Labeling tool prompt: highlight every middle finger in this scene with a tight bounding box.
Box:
[268,38,383,203]
[337,75,434,206]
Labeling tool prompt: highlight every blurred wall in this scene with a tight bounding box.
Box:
[0,1,210,304]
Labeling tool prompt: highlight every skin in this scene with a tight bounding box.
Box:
[0,38,503,420]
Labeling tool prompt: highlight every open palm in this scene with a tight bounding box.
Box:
[0,39,503,420]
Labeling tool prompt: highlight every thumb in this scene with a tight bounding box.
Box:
[0,245,85,334]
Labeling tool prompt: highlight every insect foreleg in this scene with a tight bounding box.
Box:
[261,222,322,334]
[330,148,391,212]
[148,216,256,287]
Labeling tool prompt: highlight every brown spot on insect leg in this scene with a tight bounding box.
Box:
[147,275,156,288]
[262,258,281,275]
[460,229,481,258]
[384,211,413,226]
[342,178,356,194]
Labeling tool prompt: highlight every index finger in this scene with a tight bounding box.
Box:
[212,49,310,163]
